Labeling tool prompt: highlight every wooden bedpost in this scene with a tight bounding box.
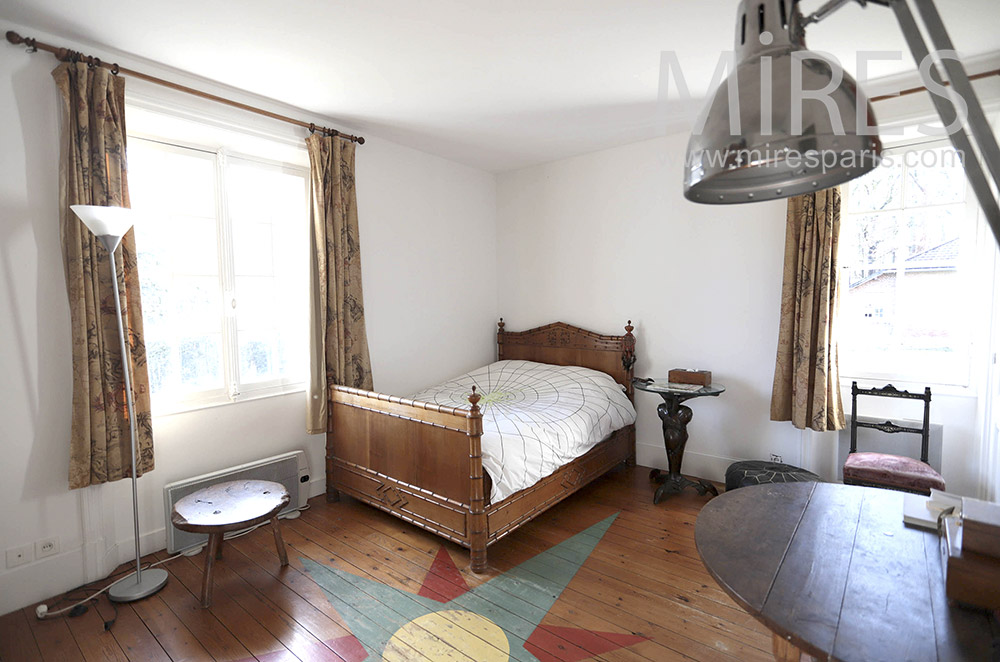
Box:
[623,321,637,467]
[497,318,505,361]
[326,385,340,502]
[622,320,636,398]
[467,386,488,573]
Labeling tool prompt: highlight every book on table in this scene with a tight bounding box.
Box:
[902,489,962,530]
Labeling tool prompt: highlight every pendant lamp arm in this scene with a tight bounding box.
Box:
[796,0,1000,245]
[889,0,1000,246]
[908,0,1000,188]
[801,0,870,26]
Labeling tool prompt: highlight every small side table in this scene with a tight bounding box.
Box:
[633,378,725,503]
[171,479,290,607]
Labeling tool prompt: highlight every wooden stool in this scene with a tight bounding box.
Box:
[171,479,290,607]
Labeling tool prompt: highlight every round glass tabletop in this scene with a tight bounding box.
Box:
[632,378,725,397]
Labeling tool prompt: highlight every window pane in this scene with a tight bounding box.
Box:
[846,157,903,213]
[839,142,972,386]
[128,143,216,217]
[227,159,308,387]
[179,334,223,388]
[904,205,962,259]
[130,140,225,398]
[239,329,276,381]
[841,211,901,286]
[903,147,967,208]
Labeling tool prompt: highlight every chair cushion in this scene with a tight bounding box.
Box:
[843,452,945,494]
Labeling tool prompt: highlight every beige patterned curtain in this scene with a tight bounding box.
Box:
[306,134,373,434]
[770,188,846,432]
[53,62,154,488]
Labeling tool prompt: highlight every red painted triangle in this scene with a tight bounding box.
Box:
[525,625,650,662]
[326,634,369,662]
[418,547,471,603]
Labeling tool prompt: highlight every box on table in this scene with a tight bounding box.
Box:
[962,497,1000,558]
[668,369,712,386]
[940,515,1000,609]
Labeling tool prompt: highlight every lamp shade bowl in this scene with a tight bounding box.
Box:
[70,205,136,250]
[684,0,882,203]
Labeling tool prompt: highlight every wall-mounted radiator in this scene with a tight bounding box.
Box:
[837,417,943,482]
[163,450,310,554]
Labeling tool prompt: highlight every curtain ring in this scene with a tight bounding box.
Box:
[24,37,37,53]
[110,63,120,75]
[309,123,316,134]
[87,56,101,69]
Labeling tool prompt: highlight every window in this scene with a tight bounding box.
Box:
[127,117,309,414]
[839,140,981,386]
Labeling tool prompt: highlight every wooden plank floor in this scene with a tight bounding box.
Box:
[0,466,772,661]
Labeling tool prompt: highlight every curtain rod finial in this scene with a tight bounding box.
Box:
[356,136,365,145]
[6,30,24,45]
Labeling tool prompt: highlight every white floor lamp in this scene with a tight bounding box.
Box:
[70,204,168,602]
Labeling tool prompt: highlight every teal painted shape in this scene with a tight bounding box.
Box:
[461,514,617,644]
[303,513,619,662]
[301,557,441,658]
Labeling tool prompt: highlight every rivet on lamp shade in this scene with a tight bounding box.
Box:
[70,204,135,249]
[684,0,882,204]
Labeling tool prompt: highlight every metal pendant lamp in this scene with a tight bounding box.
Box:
[682,0,1000,248]
[684,0,881,204]
[70,204,169,603]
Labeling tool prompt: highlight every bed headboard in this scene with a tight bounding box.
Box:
[496,319,636,399]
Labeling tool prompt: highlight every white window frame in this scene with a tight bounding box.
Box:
[126,97,311,415]
[838,133,989,393]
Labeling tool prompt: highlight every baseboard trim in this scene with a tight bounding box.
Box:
[308,475,326,500]
[636,442,738,484]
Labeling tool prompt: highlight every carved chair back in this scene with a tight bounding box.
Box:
[849,381,932,463]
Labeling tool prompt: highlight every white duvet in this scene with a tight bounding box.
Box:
[410,360,636,502]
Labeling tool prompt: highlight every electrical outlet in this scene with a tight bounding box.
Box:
[35,537,59,559]
[6,544,33,568]
[770,453,783,463]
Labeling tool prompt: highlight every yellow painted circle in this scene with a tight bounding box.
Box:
[383,610,510,662]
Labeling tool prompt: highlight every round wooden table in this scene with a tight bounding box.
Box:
[695,482,997,662]
[171,479,290,607]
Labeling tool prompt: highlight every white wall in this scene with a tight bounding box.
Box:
[495,90,999,498]
[496,132,804,484]
[0,21,497,616]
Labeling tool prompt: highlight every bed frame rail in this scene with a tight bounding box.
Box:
[327,385,488,566]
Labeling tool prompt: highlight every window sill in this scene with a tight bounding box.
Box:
[151,383,306,418]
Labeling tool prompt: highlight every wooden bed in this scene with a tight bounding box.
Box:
[325,319,636,573]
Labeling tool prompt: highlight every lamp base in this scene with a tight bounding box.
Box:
[108,568,168,602]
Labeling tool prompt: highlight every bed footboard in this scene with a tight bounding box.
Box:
[326,384,489,570]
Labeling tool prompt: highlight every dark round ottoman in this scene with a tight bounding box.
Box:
[725,460,821,492]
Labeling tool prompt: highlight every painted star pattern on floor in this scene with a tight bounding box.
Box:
[303,513,649,661]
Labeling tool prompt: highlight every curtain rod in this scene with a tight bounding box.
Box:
[870,68,999,103]
[5,30,364,144]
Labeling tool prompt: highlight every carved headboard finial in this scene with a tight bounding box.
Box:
[622,320,636,371]
[496,318,506,361]
[468,385,482,412]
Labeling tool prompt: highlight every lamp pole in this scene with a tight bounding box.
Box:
[71,205,168,602]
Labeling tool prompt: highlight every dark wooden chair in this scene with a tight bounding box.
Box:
[842,381,945,496]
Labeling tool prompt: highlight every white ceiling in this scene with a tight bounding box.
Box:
[2,0,998,172]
